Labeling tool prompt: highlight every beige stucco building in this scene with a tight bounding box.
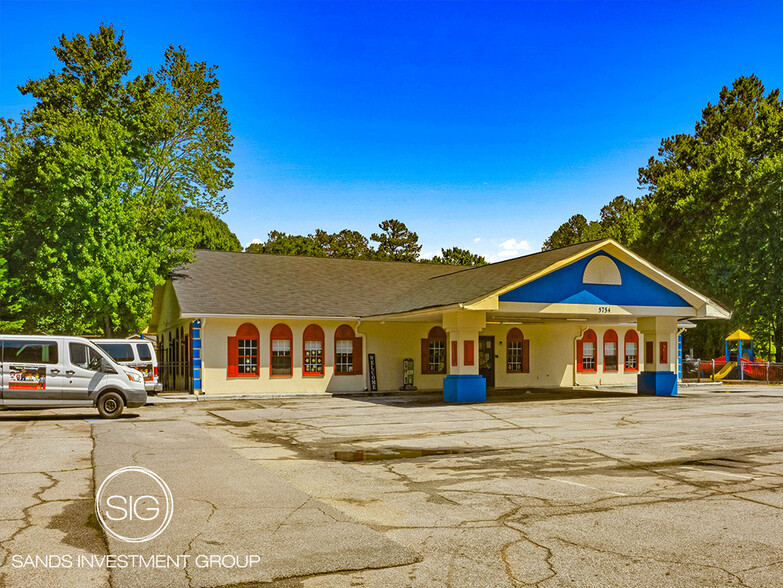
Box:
[149,239,729,401]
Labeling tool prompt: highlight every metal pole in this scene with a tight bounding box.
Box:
[697,358,701,383]
[712,359,715,379]
[767,361,770,383]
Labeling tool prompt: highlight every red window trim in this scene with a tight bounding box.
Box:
[603,329,619,372]
[228,323,260,378]
[451,340,458,367]
[270,323,293,378]
[645,340,654,364]
[303,324,325,377]
[577,329,597,373]
[624,330,639,372]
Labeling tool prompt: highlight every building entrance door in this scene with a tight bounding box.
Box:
[478,336,495,387]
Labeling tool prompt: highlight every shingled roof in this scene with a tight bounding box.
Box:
[168,241,601,319]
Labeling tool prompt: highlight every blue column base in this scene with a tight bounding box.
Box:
[638,371,677,396]
[443,375,486,403]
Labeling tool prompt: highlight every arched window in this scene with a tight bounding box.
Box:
[624,330,639,371]
[577,329,597,373]
[603,330,618,372]
[506,328,530,374]
[303,324,325,376]
[335,325,362,375]
[421,326,447,375]
[270,323,293,376]
[228,323,259,377]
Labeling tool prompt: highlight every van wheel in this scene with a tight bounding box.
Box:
[97,392,124,419]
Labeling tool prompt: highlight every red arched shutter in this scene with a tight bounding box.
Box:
[464,340,475,367]
[451,341,458,367]
[227,336,238,377]
[576,337,584,372]
[522,339,530,373]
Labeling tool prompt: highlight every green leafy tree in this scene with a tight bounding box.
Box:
[371,219,422,261]
[430,247,488,266]
[542,197,640,251]
[246,231,326,257]
[170,207,242,252]
[637,75,783,358]
[312,229,372,259]
[0,26,233,335]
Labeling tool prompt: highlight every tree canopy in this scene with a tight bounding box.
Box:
[0,25,233,335]
[244,220,486,266]
[542,75,783,359]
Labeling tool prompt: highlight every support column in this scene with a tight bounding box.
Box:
[637,317,677,396]
[442,310,486,402]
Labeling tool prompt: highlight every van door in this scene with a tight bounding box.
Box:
[1,339,63,406]
[62,341,107,405]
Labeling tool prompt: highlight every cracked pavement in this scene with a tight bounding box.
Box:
[3,385,783,586]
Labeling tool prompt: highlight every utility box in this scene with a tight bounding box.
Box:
[400,358,417,391]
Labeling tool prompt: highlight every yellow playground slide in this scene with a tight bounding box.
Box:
[711,361,736,381]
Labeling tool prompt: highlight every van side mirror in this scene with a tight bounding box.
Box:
[101,359,117,374]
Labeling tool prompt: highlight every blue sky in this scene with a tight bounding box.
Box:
[2,1,783,261]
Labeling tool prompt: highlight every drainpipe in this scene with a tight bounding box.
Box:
[355,320,369,391]
[573,326,590,387]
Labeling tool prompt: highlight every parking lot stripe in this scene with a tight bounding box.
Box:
[542,476,628,496]
[679,466,754,480]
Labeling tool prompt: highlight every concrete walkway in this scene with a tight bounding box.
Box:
[91,421,417,587]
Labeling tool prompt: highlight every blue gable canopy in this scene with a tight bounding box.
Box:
[499,252,691,308]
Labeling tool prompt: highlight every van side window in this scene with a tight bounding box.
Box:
[70,343,102,371]
[3,340,58,364]
[137,343,152,361]
[96,343,134,363]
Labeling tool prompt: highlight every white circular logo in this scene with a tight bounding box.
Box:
[95,466,173,543]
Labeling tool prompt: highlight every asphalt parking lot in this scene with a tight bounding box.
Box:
[2,384,783,587]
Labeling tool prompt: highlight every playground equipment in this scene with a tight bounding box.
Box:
[701,330,754,381]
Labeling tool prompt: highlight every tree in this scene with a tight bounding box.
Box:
[246,231,326,257]
[636,75,783,359]
[312,229,372,259]
[430,247,488,266]
[0,26,233,335]
[542,214,593,251]
[371,219,422,261]
[541,196,640,251]
[169,207,242,252]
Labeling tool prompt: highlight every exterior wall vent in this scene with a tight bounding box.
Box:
[583,255,622,285]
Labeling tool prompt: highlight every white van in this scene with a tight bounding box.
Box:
[0,335,147,418]
[93,339,162,393]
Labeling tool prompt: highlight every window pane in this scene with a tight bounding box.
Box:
[428,340,445,373]
[271,338,291,375]
[137,343,153,361]
[4,340,59,364]
[70,343,102,371]
[96,343,134,362]
[304,340,323,374]
[238,338,258,374]
[507,341,522,371]
[336,339,353,373]
[583,342,595,357]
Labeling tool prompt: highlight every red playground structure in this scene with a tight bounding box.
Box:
[700,330,783,381]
